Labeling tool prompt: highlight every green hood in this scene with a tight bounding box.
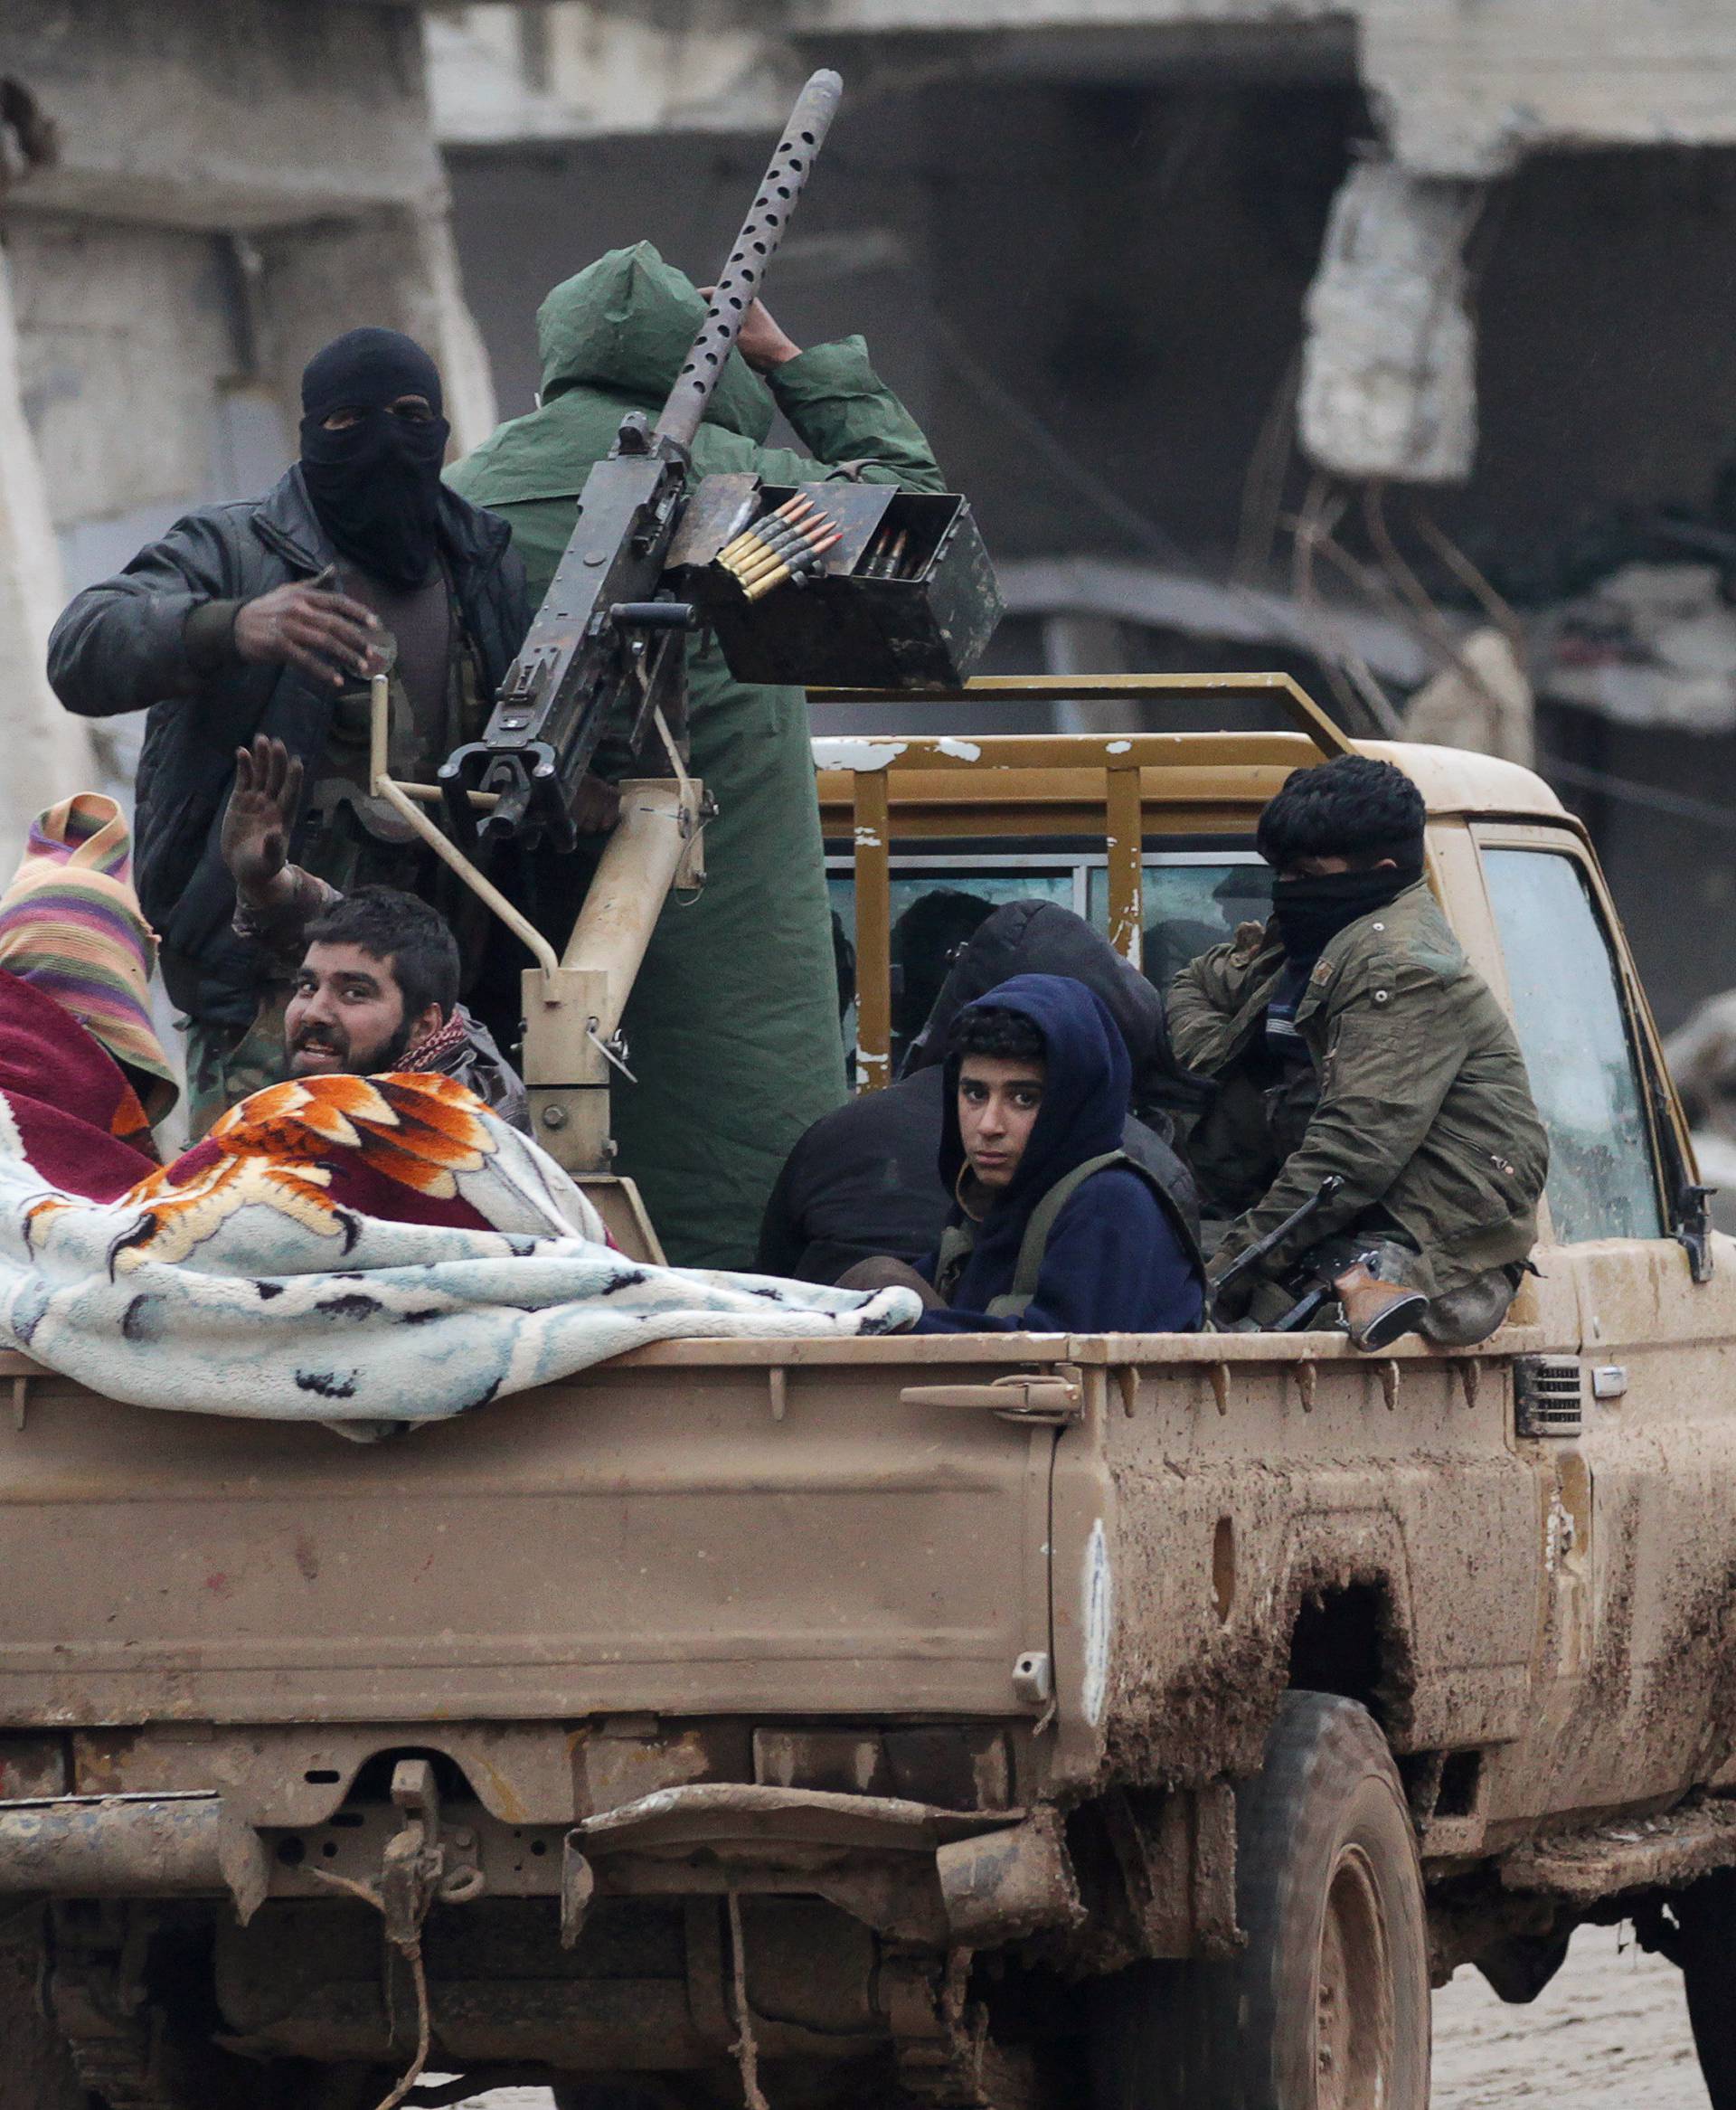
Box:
[535,241,776,444]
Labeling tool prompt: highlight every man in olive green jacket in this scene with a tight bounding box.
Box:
[1170,754,1548,1341]
[448,242,945,1266]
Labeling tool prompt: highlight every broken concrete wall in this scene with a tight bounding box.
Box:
[1298,161,1480,484]
[0,250,97,880]
[448,69,1736,565]
[431,0,790,143]
[9,220,249,538]
[5,0,444,229]
[437,0,1736,492]
[437,0,1736,174]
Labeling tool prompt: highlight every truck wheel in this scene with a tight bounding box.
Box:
[1088,1692,1430,2109]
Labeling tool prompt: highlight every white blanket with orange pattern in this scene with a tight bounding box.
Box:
[0,1072,918,1433]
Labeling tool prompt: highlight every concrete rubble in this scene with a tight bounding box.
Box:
[1534,563,1736,735]
[1298,160,1480,487]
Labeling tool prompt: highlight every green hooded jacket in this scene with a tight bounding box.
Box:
[448,244,946,1267]
[1168,878,1549,1301]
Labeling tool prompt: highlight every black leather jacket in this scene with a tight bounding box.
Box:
[48,468,530,1030]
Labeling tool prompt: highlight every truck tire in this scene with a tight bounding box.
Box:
[1088,1692,1430,2109]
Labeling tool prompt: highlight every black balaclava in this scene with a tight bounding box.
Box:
[298,328,450,591]
[1270,860,1423,970]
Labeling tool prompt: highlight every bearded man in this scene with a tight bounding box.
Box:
[46,328,597,1133]
[215,733,527,1129]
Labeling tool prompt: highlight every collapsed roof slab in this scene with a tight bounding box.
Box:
[1356,0,1736,180]
[2,0,445,231]
[788,0,1736,172]
[797,16,1359,94]
[430,3,1355,145]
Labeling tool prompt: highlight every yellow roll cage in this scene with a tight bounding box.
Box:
[810,673,1351,1088]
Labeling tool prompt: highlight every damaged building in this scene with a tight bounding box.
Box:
[432,0,1736,1028]
[0,0,494,887]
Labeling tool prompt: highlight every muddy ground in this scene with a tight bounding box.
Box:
[452,1918,1707,2106]
[1431,1920,1705,2106]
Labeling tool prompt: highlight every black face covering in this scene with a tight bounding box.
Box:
[1270,863,1421,968]
[298,328,450,591]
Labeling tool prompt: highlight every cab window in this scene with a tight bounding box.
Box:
[1481,846,1664,1243]
[1089,858,1271,991]
[827,852,1272,1071]
[827,867,1074,1072]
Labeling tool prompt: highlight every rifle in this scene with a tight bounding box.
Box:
[1211,1175,1428,1349]
[1211,1176,1344,1314]
[439,70,846,856]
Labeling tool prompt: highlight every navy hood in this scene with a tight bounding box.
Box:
[939,972,1131,1211]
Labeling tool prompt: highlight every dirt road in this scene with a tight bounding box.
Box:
[452,1918,1707,2106]
[1432,1919,1705,2106]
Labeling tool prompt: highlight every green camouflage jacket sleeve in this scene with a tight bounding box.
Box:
[748,339,946,493]
[1166,932,1264,1074]
[1209,944,1474,1280]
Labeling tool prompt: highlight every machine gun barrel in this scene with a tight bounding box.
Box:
[653,69,844,456]
[439,67,845,856]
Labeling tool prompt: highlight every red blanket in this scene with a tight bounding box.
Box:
[140,1073,501,1239]
[0,969,159,1200]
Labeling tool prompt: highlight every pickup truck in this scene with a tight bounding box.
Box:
[4,675,1732,2110]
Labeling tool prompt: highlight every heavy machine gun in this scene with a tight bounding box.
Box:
[367,70,1000,1247]
[439,67,999,857]
[439,68,848,856]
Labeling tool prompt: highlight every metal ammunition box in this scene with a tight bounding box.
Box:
[672,478,1004,688]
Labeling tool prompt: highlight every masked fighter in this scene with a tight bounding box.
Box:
[48,328,607,1132]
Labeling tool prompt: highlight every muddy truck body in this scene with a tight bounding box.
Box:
[5,686,1736,2110]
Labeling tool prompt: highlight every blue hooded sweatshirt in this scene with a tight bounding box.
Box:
[917,973,1204,1335]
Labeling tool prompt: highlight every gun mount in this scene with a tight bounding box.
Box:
[373,70,999,1246]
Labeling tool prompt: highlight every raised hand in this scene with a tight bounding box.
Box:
[222,734,304,905]
[699,288,801,373]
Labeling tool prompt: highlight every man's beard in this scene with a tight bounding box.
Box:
[288,1014,417,1078]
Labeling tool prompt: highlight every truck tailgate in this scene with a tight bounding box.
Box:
[0,1341,1058,1727]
